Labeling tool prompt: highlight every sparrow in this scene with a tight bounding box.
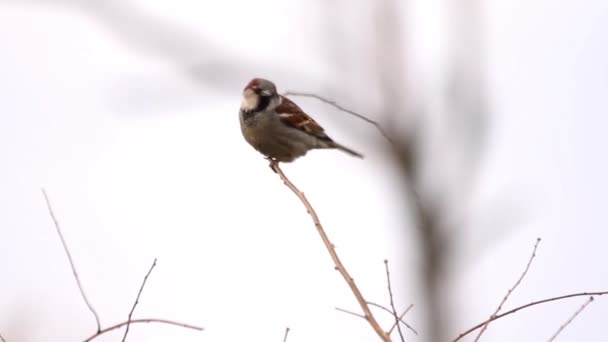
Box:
[239,78,363,168]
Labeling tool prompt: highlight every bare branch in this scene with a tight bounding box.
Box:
[0,332,6,342]
[384,259,405,342]
[283,91,394,146]
[335,307,367,319]
[270,163,390,341]
[388,304,414,335]
[122,258,158,342]
[335,302,418,336]
[41,189,202,341]
[282,327,290,342]
[83,318,203,341]
[340,304,417,335]
[546,296,594,342]
[41,188,102,333]
[367,302,418,336]
[454,291,608,341]
[473,237,541,341]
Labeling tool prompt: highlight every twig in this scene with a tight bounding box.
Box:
[335,307,366,319]
[41,189,203,341]
[83,318,203,341]
[388,304,414,335]
[384,260,405,341]
[473,238,541,342]
[283,91,394,145]
[0,332,6,342]
[122,258,158,342]
[283,327,290,342]
[546,296,594,342]
[367,301,397,314]
[41,188,102,333]
[453,291,608,341]
[271,163,390,341]
[367,302,418,335]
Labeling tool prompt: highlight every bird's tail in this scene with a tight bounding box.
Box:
[331,142,364,159]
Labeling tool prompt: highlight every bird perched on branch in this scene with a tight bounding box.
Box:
[239,78,363,169]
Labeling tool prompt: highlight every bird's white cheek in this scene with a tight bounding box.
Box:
[241,91,258,110]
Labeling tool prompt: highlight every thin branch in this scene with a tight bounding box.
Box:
[282,327,290,342]
[384,260,405,342]
[335,307,366,319]
[453,291,608,341]
[122,258,158,342]
[41,188,102,333]
[547,296,594,342]
[83,318,204,342]
[270,163,390,341]
[367,301,395,313]
[283,91,394,145]
[388,304,414,335]
[473,237,541,341]
[367,302,418,335]
[0,332,6,342]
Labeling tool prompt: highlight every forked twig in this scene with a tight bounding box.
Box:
[384,260,405,341]
[454,292,608,341]
[388,304,414,335]
[271,163,390,341]
[367,302,418,335]
[122,258,158,342]
[546,296,594,342]
[283,91,394,145]
[337,304,417,335]
[473,238,541,341]
[41,188,102,333]
[83,319,203,341]
[41,189,204,341]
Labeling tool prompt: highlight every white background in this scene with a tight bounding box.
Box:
[1,1,607,341]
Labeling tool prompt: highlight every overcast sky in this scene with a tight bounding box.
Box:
[1,1,607,342]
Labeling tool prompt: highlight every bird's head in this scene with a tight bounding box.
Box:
[241,78,279,113]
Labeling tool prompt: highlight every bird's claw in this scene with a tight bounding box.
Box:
[266,157,279,173]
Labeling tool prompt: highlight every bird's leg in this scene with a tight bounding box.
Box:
[266,157,279,173]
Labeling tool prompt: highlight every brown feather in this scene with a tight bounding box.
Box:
[276,96,331,141]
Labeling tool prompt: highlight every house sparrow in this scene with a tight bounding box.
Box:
[239,78,363,167]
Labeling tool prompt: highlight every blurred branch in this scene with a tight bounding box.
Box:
[0,332,6,342]
[283,91,394,145]
[282,327,290,342]
[270,163,390,341]
[83,319,203,342]
[122,258,157,342]
[41,188,102,333]
[1,0,322,93]
[369,1,451,340]
[384,259,405,342]
[546,296,594,342]
[473,238,541,342]
[454,292,608,341]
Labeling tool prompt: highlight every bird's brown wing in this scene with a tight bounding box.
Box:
[275,96,332,141]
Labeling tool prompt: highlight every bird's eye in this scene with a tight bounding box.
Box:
[260,89,272,97]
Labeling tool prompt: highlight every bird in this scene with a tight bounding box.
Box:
[238,78,363,169]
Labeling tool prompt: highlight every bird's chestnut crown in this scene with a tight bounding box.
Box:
[244,78,277,97]
[240,78,279,114]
